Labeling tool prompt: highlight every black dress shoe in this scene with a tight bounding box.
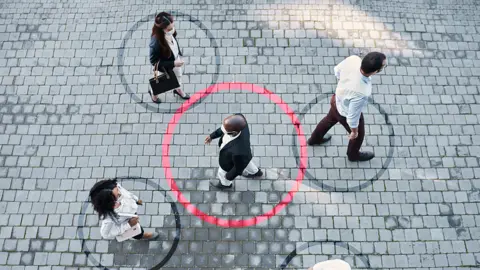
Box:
[307,134,332,146]
[348,151,375,162]
[173,89,190,100]
[148,89,161,103]
[245,169,263,178]
[210,180,232,190]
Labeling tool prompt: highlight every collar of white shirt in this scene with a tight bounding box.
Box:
[220,131,241,149]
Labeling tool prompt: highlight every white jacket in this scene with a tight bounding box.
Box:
[99,184,139,239]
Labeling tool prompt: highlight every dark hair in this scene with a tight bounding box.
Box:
[89,179,118,220]
[152,12,176,58]
[361,52,386,74]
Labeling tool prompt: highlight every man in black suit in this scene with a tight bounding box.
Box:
[205,113,263,189]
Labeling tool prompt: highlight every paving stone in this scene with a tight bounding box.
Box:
[1,1,480,270]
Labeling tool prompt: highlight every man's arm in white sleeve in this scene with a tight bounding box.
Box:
[346,95,368,129]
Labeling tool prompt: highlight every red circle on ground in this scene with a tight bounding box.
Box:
[162,82,308,228]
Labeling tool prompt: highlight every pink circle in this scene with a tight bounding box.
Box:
[162,82,308,227]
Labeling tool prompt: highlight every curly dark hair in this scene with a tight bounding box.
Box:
[89,179,118,220]
[152,12,177,58]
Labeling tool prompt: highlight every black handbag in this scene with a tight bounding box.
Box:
[149,62,180,96]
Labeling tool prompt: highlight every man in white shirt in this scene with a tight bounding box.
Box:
[308,52,387,162]
[308,259,351,270]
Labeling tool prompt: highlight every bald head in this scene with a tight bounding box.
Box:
[222,114,246,136]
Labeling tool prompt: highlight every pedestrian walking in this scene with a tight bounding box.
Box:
[308,259,351,270]
[205,113,263,189]
[148,12,190,103]
[89,178,159,241]
[307,52,387,162]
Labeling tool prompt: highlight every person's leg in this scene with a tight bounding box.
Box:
[337,113,372,161]
[308,95,338,145]
[336,114,352,134]
[132,226,144,240]
[346,113,365,160]
[173,67,182,89]
[132,225,159,240]
[172,67,189,98]
[217,166,233,186]
[242,159,262,177]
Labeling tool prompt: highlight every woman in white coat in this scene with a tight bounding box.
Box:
[89,179,158,240]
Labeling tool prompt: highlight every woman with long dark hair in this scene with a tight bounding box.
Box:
[148,12,190,103]
[89,179,159,240]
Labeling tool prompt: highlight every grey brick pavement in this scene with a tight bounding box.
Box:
[1,0,480,269]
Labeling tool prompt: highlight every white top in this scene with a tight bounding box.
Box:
[220,125,241,150]
[166,36,179,59]
[99,184,139,239]
[312,259,351,270]
[333,55,372,128]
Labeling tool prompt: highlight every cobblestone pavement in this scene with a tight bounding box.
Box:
[1,0,480,269]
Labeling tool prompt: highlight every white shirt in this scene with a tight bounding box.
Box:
[166,36,179,60]
[334,55,372,128]
[312,259,351,270]
[99,184,139,239]
[113,184,138,215]
[220,125,241,149]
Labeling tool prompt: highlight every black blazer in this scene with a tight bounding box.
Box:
[209,114,253,181]
[148,33,183,69]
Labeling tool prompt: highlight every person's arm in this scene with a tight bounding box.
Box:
[205,127,223,144]
[149,39,160,66]
[118,184,138,201]
[149,38,175,69]
[346,95,368,128]
[100,218,131,240]
[346,95,368,139]
[334,62,342,80]
[333,58,348,80]
[225,155,248,180]
[334,55,357,80]
[156,59,175,70]
[209,127,224,140]
[174,34,182,56]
